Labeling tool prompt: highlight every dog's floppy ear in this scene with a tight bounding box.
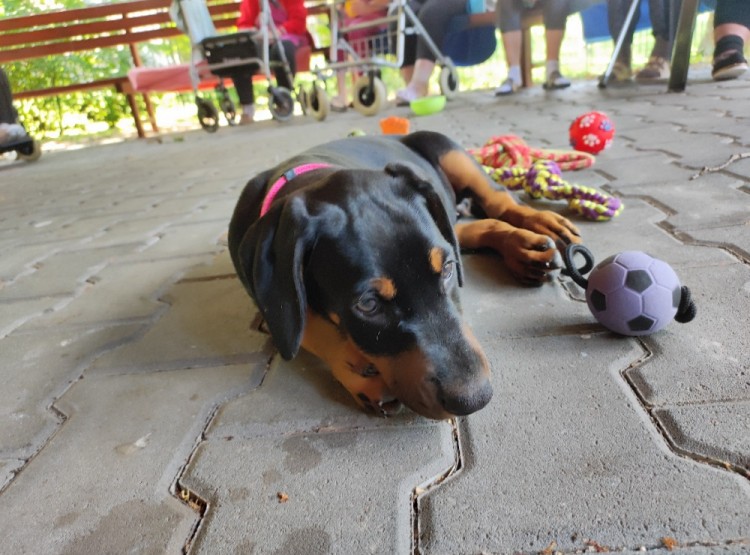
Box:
[235,195,343,360]
[385,162,464,286]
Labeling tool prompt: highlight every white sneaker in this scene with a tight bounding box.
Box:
[395,87,421,106]
[494,77,520,96]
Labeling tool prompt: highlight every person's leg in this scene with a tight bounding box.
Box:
[397,0,466,102]
[230,71,256,124]
[606,0,640,79]
[715,0,750,28]
[712,0,750,79]
[399,31,418,93]
[0,68,18,124]
[635,0,672,80]
[541,0,572,89]
[269,39,297,90]
[332,70,349,111]
[494,0,523,95]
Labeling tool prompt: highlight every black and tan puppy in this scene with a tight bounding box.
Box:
[228,131,580,420]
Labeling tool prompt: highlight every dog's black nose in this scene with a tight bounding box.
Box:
[441,381,493,416]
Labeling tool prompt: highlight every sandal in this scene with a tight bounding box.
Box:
[611,62,632,83]
[330,100,349,113]
[712,49,748,81]
[542,70,571,90]
[635,56,670,81]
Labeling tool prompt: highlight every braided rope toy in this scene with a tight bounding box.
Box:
[469,135,623,222]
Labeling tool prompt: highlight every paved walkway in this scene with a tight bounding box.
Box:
[1,73,749,554]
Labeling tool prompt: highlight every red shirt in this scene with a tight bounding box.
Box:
[237,0,308,37]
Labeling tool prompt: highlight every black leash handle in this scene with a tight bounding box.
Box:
[675,286,697,323]
[561,244,595,289]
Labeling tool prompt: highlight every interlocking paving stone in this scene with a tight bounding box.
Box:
[87,276,270,375]
[0,240,60,283]
[0,324,142,459]
[418,335,750,554]
[590,151,691,185]
[83,214,176,248]
[122,219,226,260]
[0,459,23,492]
[1,243,140,301]
[181,353,454,554]
[0,297,59,338]
[459,254,596,338]
[627,261,750,406]
[20,256,212,329]
[0,364,261,554]
[208,352,428,440]
[655,401,750,471]
[609,173,750,231]
[1,80,749,553]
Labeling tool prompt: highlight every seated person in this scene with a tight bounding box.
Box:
[233,0,310,124]
[494,0,574,95]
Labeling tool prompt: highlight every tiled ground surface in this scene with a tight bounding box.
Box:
[1,72,749,554]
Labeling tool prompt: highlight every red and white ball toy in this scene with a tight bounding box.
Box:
[569,111,615,155]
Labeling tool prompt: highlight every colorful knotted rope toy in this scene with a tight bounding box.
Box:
[469,135,623,222]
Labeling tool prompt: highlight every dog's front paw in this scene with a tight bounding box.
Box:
[520,209,581,249]
[502,231,564,286]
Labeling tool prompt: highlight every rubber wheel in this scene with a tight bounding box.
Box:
[269,87,294,122]
[352,75,386,117]
[17,139,41,162]
[196,98,219,133]
[439,64,459,99]
[307,84,329,122]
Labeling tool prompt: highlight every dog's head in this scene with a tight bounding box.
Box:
[232,163,492,419]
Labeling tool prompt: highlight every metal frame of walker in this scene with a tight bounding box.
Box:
[300,0,460,119]
[175,0,307,132]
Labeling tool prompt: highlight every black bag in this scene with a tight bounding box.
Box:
[200,32,261,76]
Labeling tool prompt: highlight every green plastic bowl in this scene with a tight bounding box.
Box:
[410,95,446,116]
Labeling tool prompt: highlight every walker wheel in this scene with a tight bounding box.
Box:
[269,87,294,122]
[439,64,459,99]
[307,83,329,122]
[352,75,386,117]
[17,139,41,162]
[196,98,219,133]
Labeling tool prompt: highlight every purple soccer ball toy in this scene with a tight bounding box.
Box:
[563,245,696,336]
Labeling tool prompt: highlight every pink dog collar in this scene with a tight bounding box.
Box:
[260,163,332,217]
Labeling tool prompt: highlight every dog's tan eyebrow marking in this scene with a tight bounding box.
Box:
[370,277,397,300]
[429,247,445,274]
[329,313,341,325]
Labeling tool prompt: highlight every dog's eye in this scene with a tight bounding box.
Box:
[355,295,381,316]
[442,261,455,283]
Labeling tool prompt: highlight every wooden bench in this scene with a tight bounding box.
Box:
[0,0,249,138]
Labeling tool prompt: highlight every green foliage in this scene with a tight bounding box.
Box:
[4,0,193,139]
